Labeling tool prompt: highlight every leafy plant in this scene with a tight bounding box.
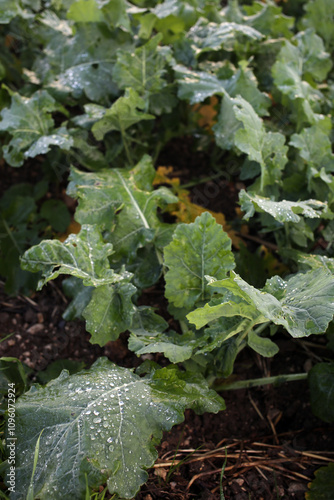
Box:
[1,0,334,497]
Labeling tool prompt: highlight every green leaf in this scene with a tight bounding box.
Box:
[214,96,287,191]
[92,88,154,140]
[40,199,71,233]
[294,29,332,82]
[308,363,334,423]
[83,282,137,346]
[20,225,127,288]
[101,0,130,30]
[0,91,72,167]
[306,463,334,500]
[36,359,86,385]
[174,64,227,104]
[239,190,327,222]
[62,277,94,321]
[187,299,259,330]
[290,124,334,167]
[66,0,104,22]
[113,35,167,97]
[290,252,334,275]
[34,24,126,102]
[289,123,334,199]
[9,358,224,499]
[272,34,328,125]
[0,0,34,23]
[188,18,263,55]
[190,269,334,339]
[240,1,294,38]
[302,0,334,51]
[213,93,242,150]
[164,212,235,310]
[232,97,288,191]
[0,183,50,294]
[222,62,270,116]
[234,269,334,338]
[247,330,279,358]
[129,331,194,364]
[174,63,270,115]
[0,0,21,23]
[128,307,194,363]
[67,156,177,265]
[0,357,31,395]
[70,129,109,171]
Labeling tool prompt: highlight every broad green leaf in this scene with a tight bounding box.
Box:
[289,123,334,199]
[291,252,334,274]
[187,299,259,330]
[294,29,332,82]
[62,277,94,321]
[239,190,327,222]
[290,124,334,168]
[83,282,137,346]
[73,104,106,129]
[213,93,242,150]
[192,269,334,338]
[101,0,130,30]
[272,35,328,125]
[0,91,72,167]
[223,0,294,39]
[174,63,270,115]
[128,307,194,363]
[151,0,181,19]
[232,97,288,190]
[113,35,167,97]
[199,316,249,356]
[9,358,224,499]
[67,0,104,22]
[0,0,28,23]
[92,89,154,140]
[67,156,177,265]
[214,96,287,191]
[235,269,334,337]
[33,24,126,102]
[70,129,109,171]
[306,463,334,500]
[164,212,235,310]
[222,62,270,116]
[188,18,263,55]
[240,1,294,38]
[247,330,279,357]
[174,64,227,104]
[129,331,194,363]
[130,306,169,335]
[20,225,127,288]
[308,363,334,423]
[302,0,334,51]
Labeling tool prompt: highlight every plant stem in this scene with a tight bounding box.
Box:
[237,316,267,347]
[213,372,308,392]
[121,128,133,166]
[180,170,226,189]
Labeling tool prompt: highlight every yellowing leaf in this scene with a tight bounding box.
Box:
[193,96,219,130]
[58,220,81,242]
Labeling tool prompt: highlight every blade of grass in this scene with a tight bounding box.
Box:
[26,429,44,500]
